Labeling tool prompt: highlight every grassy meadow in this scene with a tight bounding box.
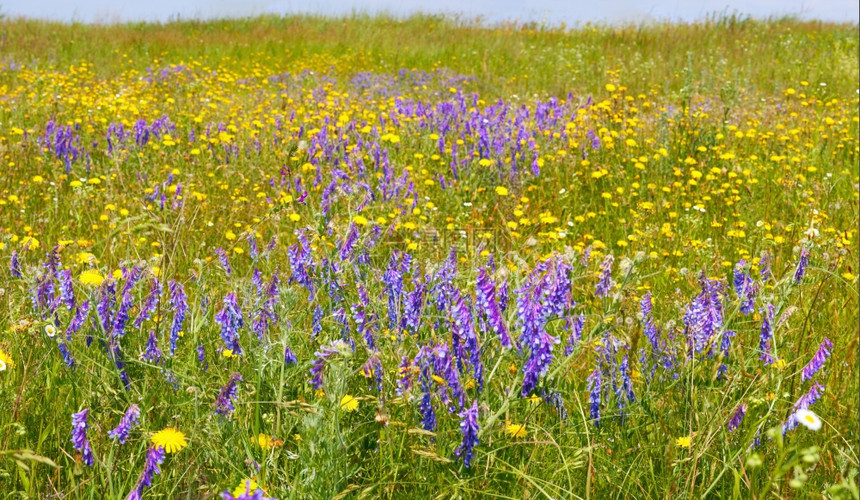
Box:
[0,13,858,499]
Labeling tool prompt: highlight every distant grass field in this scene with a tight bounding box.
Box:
[0,13,857,499]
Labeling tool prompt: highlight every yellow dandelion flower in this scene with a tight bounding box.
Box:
[151,428,188,453]
[495,186,509,196]
[506,424,527,439]
[0,349,12,371]
[676,436,691,448]
[79,269,105,286]
[340,395,359,412]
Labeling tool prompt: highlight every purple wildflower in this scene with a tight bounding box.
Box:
[793,249,810,284]
[58,341,76,370]
[784,382,824,432]
[134,278,162,328]
[454,400,480,468]
[683,275,723,354]
[284,345,297,365]
[126,446,165,500]
[309,342,339,390]
[112,291,134,337]
[416,349,437,431]
[57,269,75,311]
[169,281,187,355]
[758,303,775,365]
[9,251,21,278]
[197,344,208,371]
[215,293,244,355]
[141,330,162,364]
[108,404,141,444]
[521,329,558,396]
[587,368,602,426]
[214,372,243,416]
[594,255,614,297]
[475,267,511,349]
[732,261,756,314]
[801,338,832,382]
[727,403,746,432]
[71,409,94,466]
[247,234,259,260]
[65,300,90,341]
[759,252,771,280]
[215,247,232,276]
[564,315,585,356]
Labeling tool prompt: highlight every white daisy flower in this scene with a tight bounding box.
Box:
[0,359,6,371]
[796,409,822,431]
[45,324,57,338]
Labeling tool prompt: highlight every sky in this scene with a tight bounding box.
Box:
[1,0,857,25]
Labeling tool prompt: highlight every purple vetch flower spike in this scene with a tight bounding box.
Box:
[97,280,116,332]
[112,292,134,337]
[58,269,76,311]
[197,344,208,371]
[141,330,162,364]
[168,281,187,355]
[58,341,76,370]
[801,338,832,382]
[9,251,22,278]
[247,234,259,260]
[252,268,263,296]
[727,403,746,432]
[475,267,511,349]
[454,400,480,468]
[71,409,94,466]
[215,293,244,355]
[640,292,652,319]
[284,345,297,365]
[214,372,243,416]
[758,303,775,365]
[594,255,614,298]
[759,252,771,280]
[134,278,162,328]
[793,249,810,284]
[784,382,824,433]
[66,300,90,341]
[126,446,165,500]
[311,304,323,339]
[683,275,724,354]
[564,315,585,356]
[587,368,601,426]
[215,248,232,276]
[415,347,437,431]
[108,404,141,444]
[308,341,340,390]
[521,329,558,396]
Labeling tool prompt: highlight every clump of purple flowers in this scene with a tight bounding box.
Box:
[793,248,810,284]
[801,338,832,382]
[594,255,614,298]
[727,403,746,432]
[215,293,244,355]
[108,404,141,444]
[168,280,187,355]
[126,446,165,500]
[454,400,480,468]
[71,409,94,466]
[214,372,243,416]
